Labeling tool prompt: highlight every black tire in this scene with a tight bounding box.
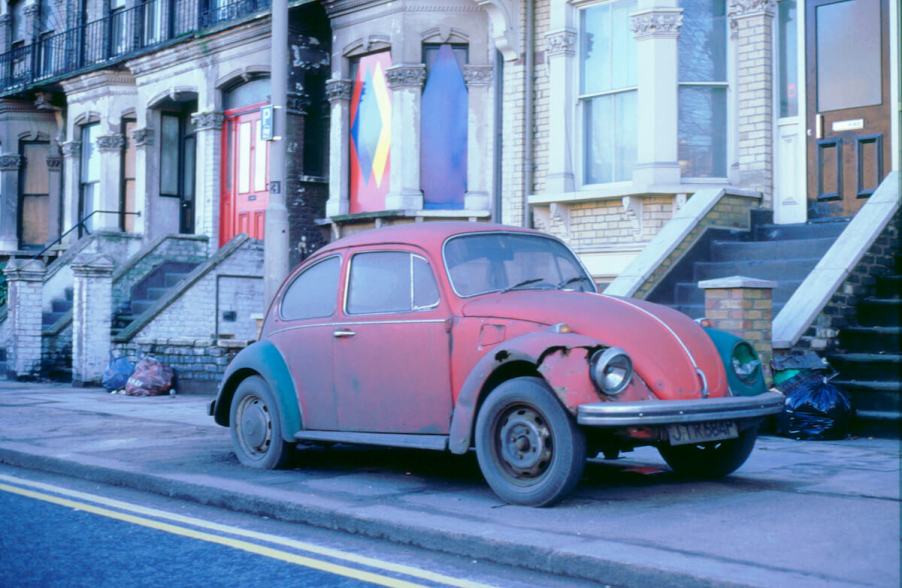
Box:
[658,427,758,479]
[229,376,294,469]
[475,377,586,507]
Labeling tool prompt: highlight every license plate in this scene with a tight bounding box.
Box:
[667,421,738,446]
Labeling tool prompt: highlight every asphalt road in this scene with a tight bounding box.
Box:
[0,466,600,588]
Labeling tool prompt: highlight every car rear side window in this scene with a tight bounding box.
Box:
[347,252,440,315]
[280,256,341,321]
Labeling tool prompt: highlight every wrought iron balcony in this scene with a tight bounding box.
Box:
[0,0,271,97]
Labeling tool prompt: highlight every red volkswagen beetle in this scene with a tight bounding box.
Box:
[210,222,782,506]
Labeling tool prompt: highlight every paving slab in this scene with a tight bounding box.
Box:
[0,381,898,587]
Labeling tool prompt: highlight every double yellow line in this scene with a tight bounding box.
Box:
[0,474,491,588]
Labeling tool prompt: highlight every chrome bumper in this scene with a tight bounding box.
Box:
[577,390,784,427]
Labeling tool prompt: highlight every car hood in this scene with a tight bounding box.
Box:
[461,290,728,400]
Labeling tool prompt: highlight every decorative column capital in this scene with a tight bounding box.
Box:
[3,258,45,282]
[96,134,126,152]
[630,9,684,39]
[462,65,494,87]
[132,127,153,147]
[728,0,777,29]
[61,141,81,158]
[71,254,116,278]
[325,79,353,103]
[0,14,11,25]
[545,30,577,57]
[385,65,426,90]
[0,154,23,171]
[46,156,63,170]
[191,111,225,131]
[23,4,40,17]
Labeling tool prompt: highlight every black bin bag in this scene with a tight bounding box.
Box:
[776,372,854,440]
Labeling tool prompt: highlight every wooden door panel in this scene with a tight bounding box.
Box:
[220,106,269,245]
[806,0,891,217]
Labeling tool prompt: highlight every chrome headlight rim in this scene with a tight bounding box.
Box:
[589,347,633,396]
[731,341,761,384]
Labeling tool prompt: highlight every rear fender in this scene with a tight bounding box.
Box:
[448,331,601,454]
[212,340,301,442]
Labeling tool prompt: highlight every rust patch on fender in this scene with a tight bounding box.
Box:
[536,346,599,412]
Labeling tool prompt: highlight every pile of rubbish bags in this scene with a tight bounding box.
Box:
[772,351,854,440]
[102,356,175,397]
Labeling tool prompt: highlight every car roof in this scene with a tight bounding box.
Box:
[314,221,542,256]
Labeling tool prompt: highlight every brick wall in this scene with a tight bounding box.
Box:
[532,0,551,195]
[112,338,243,391]
[500,3,527,226]
[636,194,760,299]
[287,179,329,268]
[794,210,901,352]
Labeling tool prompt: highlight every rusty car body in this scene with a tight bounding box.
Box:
[210,222,783,506]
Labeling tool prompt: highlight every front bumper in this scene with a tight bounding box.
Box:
[576,390,784,427]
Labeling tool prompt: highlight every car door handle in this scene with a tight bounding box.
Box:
[333,329,357,338]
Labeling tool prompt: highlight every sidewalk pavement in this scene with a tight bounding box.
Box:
[0,381,898,588]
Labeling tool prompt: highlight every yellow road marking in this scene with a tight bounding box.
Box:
[0,481,431,588]
[0,473,489,588]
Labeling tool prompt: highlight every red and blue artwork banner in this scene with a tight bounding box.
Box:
[350,50,392,213]
[421,44,468,210]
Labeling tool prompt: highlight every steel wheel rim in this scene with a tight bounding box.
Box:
[493,404,553,484]
[236,394,273,459]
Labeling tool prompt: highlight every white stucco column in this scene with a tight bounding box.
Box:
[71,253,114,386]
[0,154,22,250]
[630,0,683,187]
[384,64,426,210]
[131,127,153,236]
[191,111,224,249]
[95,134,125,231]
[325,79,352,217]
[544,24,577,194]
[60,141,81,238]
[463,65,495,211]
[46,153,63,241]
[4,259,45,379]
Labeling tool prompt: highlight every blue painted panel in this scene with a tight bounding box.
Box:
[421,44,468,210]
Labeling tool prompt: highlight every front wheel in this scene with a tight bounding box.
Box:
[229,376,294,469]
[475,377,586,507]
[658,427,758,479]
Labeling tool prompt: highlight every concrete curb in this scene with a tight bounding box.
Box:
[0,444,743,588]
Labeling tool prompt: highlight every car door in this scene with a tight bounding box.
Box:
[268,255,342,430]
[332,248,453,434]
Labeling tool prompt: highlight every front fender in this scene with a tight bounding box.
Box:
[212,340,301,442]
[704,327,768,396]
[448,331,601,454]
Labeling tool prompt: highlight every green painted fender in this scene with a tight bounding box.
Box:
[704,327,768,397]
[211,340,301,442]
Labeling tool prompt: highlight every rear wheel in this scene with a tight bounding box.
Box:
[475,377,586,507]
[658,427,758,478]
[229,376,294,469]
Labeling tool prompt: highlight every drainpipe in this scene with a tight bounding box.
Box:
[522,0,534,228]
[264,0,290,306]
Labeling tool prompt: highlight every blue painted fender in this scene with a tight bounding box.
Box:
[211,340,302,442]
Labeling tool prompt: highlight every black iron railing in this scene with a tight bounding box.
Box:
[1,0,271,96]
[30,210,142,262]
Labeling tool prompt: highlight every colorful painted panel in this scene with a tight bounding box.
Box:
[350,51,392,213]
[421,44,468,210]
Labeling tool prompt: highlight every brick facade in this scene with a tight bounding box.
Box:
[71,254,114,385]
[701,277,777,374]
[3,259,44,379]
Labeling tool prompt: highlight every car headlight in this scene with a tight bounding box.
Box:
[731,342,761,383]
[589,347,633,396]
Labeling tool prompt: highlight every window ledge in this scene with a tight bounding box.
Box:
[529,182,760,205]
[318,209,491,225]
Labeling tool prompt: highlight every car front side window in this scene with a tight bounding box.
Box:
[347,251,441,315]
[280,256,341,321]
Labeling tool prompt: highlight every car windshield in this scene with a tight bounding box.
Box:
[443,233,596,297]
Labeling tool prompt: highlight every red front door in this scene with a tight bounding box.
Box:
[221,106,269,246]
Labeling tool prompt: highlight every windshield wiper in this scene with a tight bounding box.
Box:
[500,278,547,293]
[557,276,593,290]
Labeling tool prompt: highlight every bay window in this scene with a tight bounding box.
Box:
[579,0,637,185]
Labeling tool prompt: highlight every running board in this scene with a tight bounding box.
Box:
[294,430,448,451]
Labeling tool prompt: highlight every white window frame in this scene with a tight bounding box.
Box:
[677,0,733,183]
[574,0,639,190]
